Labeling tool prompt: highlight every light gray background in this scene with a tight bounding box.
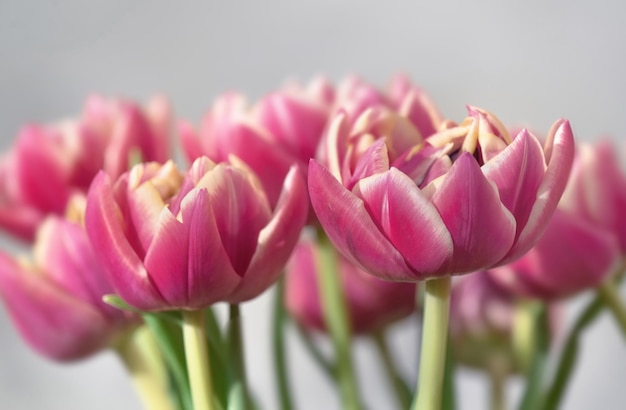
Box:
[0,1,625,409]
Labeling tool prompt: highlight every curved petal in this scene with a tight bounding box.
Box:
[482,130,546,241]
[0,254,111,361]
[353,168,453,277]
[308,160,416,281]
[195,164,272,276]
[85,172,166,310]
[344,138,390,190]
[501,120,574,264]
[427,153,516,274]
[228,166,308,303]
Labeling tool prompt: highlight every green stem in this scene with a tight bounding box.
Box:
[512,301,535,374]
[115,326,177,410]
[442,339,456,410]
[272,277,295,410]
[542,295,604,410]
[143,313,193,410]
[488,355,508,410]
[316,231,362,410]
[373,331,412,410]
[596,280,626,337]
[228,304,251,409]
[517,303,549,410]
[414,276,452,410]
[182,310,214,410]
[294,322,336,378]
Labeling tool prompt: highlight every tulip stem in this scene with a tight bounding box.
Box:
[115,326,177,410]
[414,276,452,410]
[487,354,508,410]
[596,280,626,337]
[182,309,214,410]
[272,277,295,410]
[372,331,412,410]
[228,303,251,409]
[316,231,362,410]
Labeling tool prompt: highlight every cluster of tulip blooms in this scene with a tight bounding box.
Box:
[0,74,624,410]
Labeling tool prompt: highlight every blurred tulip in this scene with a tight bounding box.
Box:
[0,215,137,361]
[449,271,518,371]
[85,157,308,311]
[179,78,331,207]
[285,237,416,335]
[0,95,172,242]
[490,141,623,300]
[309,106,574,281]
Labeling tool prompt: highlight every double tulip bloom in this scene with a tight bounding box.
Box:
[490,141,624,299]
[85,156,308,311]
[0,95,172,242]
[0,214,137,360]
[285,238,416,335]
[309,106,574,281]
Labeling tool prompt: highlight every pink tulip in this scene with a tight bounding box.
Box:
[489,141,623,300]
[0,95,172,242]
[559,140,626,252]
[0,215,137,361]
[285,237,416,335]
[85,157,308,311]
[179,78,331,207]
[309,106,574,281]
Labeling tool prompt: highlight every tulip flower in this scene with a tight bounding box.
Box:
[489,141,626,300]
[309,105,574,410]
[85,157,308,311]
[179,78,331,207]
[309,106,574,281]
[490,209,620,300]
[0,215,137,361]
[0,94,172,242]
[285,237,416,335]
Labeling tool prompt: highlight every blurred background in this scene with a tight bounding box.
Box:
[0,1,625,409]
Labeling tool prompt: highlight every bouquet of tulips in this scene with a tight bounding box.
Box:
[0,74,623,410]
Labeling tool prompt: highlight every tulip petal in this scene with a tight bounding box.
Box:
[353,168,453,277]
[34,218,113,312]
[85,172,166,310]
[482,130,546,240]
[183,189,241,308]
[142,208,190,308]
[194,164,272,276]
[427,153,516,273]
[228,166,308,303]
[308,160,416,281]
[344,138,390,190]
[179,121,206,163]
[500,120,574,263]
[493,211,620,300]
[0,254,111,360]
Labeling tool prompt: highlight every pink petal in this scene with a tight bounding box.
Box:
[34,217,114,311]
[126,179,168,254]
[482,130,546,242]
[85,172,166,310]
[0,254,111,360]
[500,120,574,264]
[215,121,295,206]
[183,189,241,308]
[427,153,516,274]
[308,160,416,281]
[344,138,390,190]
[353,168,453,277]
[511,210,619,299]
[228,166,308,303]
[194,164,272,276]
[179,121,206,163]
